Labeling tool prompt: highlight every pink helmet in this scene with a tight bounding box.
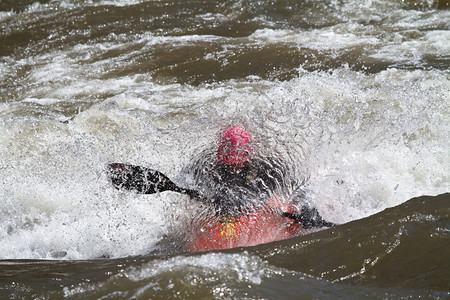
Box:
[217,125,252,166]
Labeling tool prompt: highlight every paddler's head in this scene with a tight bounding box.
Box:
[217,125,252,171]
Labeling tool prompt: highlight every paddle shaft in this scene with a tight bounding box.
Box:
[108,163,335,228]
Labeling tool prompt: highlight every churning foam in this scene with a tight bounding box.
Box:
[1,66,447,259]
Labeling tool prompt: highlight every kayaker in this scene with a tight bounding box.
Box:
[186,125,334,228]
[107,124,334,251]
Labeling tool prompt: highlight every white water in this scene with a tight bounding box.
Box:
[62,251,305,297]
[1,66,447,259]
[0,1,448,260]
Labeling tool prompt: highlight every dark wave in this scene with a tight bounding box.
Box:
[251,193,450,293]
[0,193,448,298]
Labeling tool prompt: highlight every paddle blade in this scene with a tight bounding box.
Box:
[108,163,180,194]
[283,207,336,228]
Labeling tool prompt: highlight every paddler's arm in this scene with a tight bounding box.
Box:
[255,158,336,228]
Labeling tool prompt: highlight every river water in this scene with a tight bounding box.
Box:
[1,0,449,298]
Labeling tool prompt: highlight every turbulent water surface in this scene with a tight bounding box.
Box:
[0,0,449,298]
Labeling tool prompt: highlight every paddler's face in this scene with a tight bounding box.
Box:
[226,161,247,174]
[219,145,250,174]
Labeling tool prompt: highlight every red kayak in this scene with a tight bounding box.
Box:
[188,197,305,252]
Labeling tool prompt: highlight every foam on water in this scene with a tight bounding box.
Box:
[0,118,170,259]
[62,251,297,297]
[1,65,447,259]
[250,27,381,50]
[1,0,149,12]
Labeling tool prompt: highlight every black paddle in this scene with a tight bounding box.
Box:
[108,163,200,198]
[108,163,335,228]
[283,208,336,229]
